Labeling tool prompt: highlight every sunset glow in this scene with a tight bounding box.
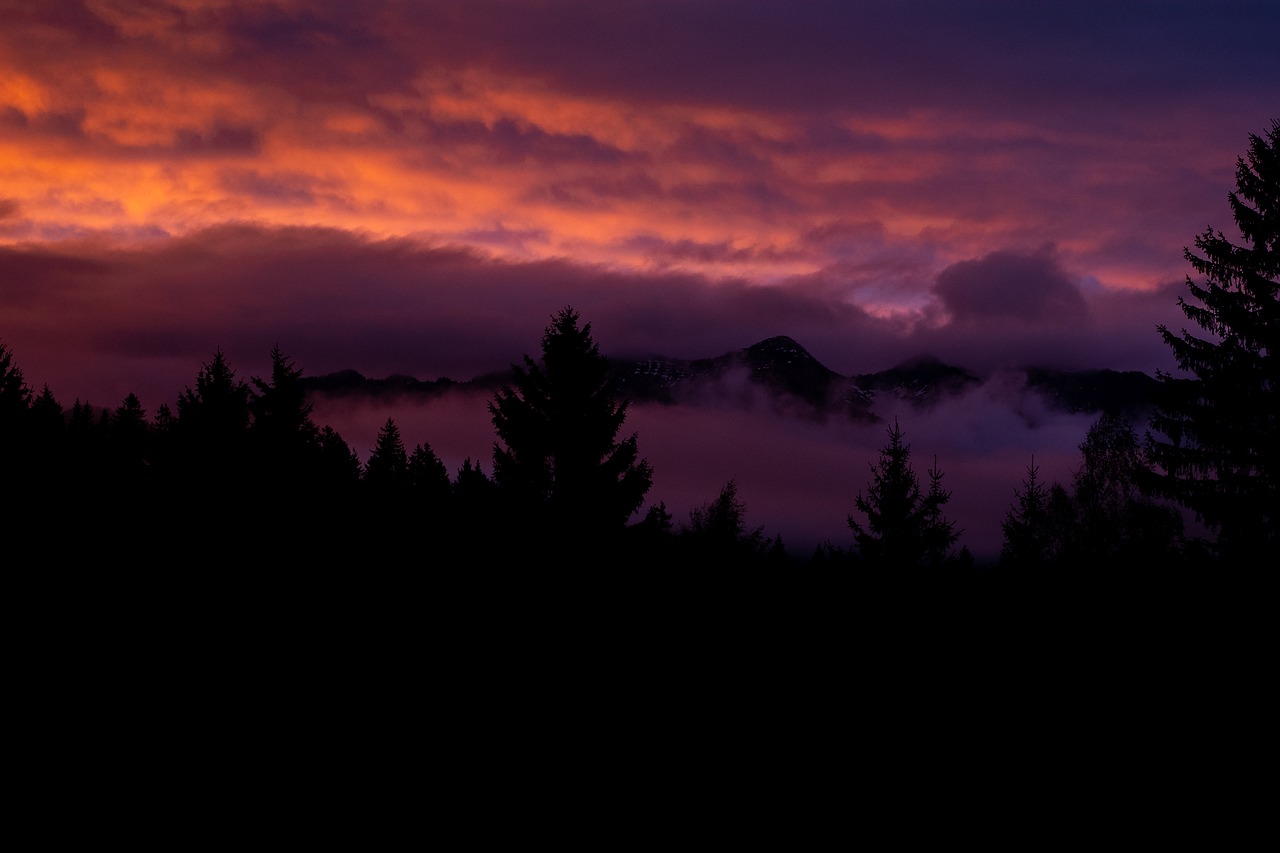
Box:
[2,1,1277,560]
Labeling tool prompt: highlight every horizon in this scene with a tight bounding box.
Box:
[2,1,1275,563]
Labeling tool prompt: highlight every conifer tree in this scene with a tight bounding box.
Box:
[848,420,959,569]
[174,348,252,487]
[1000,457,1055,570]
[250,347,319,454]
[408,441,451,513]
[364,417,409,490]
[451,457,498,550]
[29,385,66,456]
[0,341,32,477]
[0,341,31,423]
[23,385,66,510]
[108,392,151,487]
[1147,119,1279,562]
[177,349,252,439]
[489,307,653,550]
[679,478,771,563]
[318,425,361,485]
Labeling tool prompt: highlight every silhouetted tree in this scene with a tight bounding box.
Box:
[22,384,66,516]
[1147,119,1279,564]
[848,420,960,569]
[107,392,151,490]
[0,341,30,422]
[1004,417,1189,576]
[29,385,66,460]
[1000,457,1056,570]
[250,346,321,480]
[173,348,253,490]
[489,307,653,555]
[451,457,498,550]
[623,501,677,565]
[408,440,451,516]
[364,417,409,492]
[0,341,32,481]
[66,399,107,477]
[920,456,963,567]
[1072,414,1185,567]
[678,478,776,564]
[318,425,361,485]
[306,423,363,557]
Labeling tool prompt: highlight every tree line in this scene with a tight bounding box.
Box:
[0,311,1246,574]
[1,120,1275,574]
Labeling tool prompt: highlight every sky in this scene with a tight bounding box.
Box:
[2,1,1276,559]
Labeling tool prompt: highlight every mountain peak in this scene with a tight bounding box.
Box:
[743,335,818,366]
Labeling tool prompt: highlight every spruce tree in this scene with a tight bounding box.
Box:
[108,392,151,487]
[408,441,451,514]
[0,341,32,478]
[174,348,253,487]
[1147,119,1279,563]
[848,420,959,569]
[1000,458,1055,570]
[0,341,31,425]
[679,478,771,564]
[250,347,320,461]
[364,417,409,490]
[489,307,653,553]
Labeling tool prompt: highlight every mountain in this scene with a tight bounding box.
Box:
[853,354,982,409]
[300,335,1158,422]
[610,335,876,420]
[1024,367,1160,418]
[301,368,461,399]
[605,337,990,421]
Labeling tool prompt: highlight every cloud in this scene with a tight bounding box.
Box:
[933,245,1088,324]
[0,224,1188,414]
[306,373,1105,563]
[170,121,261,155]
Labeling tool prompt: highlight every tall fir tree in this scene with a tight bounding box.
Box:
[364,417,409,490]
[1146,119,1279,562]
[250,347,320,460]
[408,441,451,514]
[1000,457,1056,571]
[848,419,959,569]
[173,348,253,486]
[489,307,653,554]
[0,341,32,478]
[679,478,772,564]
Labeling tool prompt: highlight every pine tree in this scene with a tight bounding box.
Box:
[679,478,771,564]
[29,385,66,459]
[1147,119,1279,563]
[108,392,151,487]
[249,346,320,461]
[0,341,32,478]
[408,441,451,513]
[1000,457,1055,570]
[174,348,252,486]
[451,457,498,549]
[364,417,409,490]
[848,419,959,569]
[920,456,962,567]
[489,307,653,551]
[318,425,361,485]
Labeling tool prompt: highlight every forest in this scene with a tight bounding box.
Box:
[0,305,1261,579]
[1,123,1275,581]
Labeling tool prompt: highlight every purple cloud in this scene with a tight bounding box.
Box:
[933,245,1088,324]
